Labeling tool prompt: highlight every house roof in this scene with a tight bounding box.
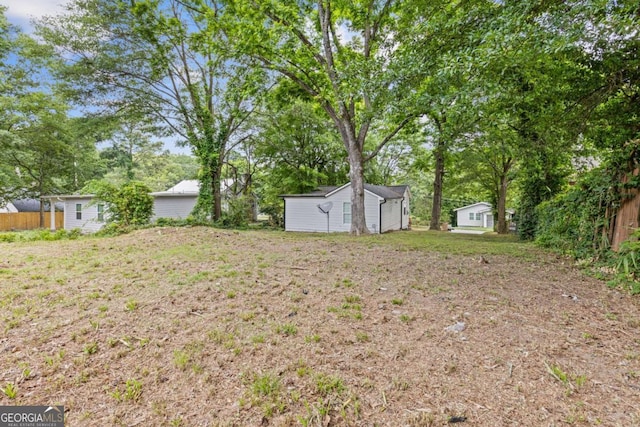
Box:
[4,198,64,212]
[0,202,18,213]
[281,182,408,200]
[160,180,200,194]
[453,202,492,211]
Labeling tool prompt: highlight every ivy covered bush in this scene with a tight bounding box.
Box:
[535,167,616,259]
[86,180,154,227]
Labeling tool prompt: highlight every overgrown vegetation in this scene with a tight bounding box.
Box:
[0,228,81,243]
[535,149,640,294]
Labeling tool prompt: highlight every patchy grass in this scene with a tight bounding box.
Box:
[0,227,638,426]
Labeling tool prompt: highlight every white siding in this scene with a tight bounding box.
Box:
[401,189,410,230]
[455,203,491,227]
[285,197,335,232]
[380,198,402,233]
[284,185,383,233]
[152,195,197,221]
[63,197,106,233]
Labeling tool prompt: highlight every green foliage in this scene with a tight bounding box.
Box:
[611,232,640,295]
[217,196,251,228]
[91,180,154,227]
[535,167,615,258]
[0,229,81,243]
[1,382,17,399]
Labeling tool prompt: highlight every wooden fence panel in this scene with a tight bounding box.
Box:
[0,212,64,231]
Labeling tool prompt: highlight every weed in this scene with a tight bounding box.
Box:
[125,299,138,311]
[315,373,345,396]
[248,372,286,417]
[335,278,355,288]
[111,379,142,402]
[173,350,190,371]
[400,314,413,323]
[391,298,404,306]
[251,334,265,344]
[355,332,370,342]
[252,373,281,398]
[240,311,255,321]
[345,295,361,303]
[545,362,588,392]
[17,362,31,380]
[1,382,17,399]
[276,323,297,336]
[226,290,236,299]
[305,334,321,343]
[83,342,99,355]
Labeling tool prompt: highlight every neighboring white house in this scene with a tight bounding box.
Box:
[282,183,410,233]
[43,180,200,233]
[150,180,199,221]
[54,195,107,233]
[454,202,493,228]
[454,202,514,229]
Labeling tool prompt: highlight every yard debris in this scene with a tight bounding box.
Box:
[449,415,467,423]
[561,293,579,301]
[445,321,466,333]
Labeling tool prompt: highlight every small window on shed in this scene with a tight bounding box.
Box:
[97,204,104,222]
[475,213,481,221]
[469,212,474,220]
[75,203,82,220]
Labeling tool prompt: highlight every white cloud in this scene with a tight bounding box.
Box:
[3,0,69,32]
[3,0,67,19]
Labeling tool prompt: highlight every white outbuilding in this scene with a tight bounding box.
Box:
[281,182,410,233]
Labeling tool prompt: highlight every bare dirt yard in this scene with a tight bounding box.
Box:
[1,227,639,426]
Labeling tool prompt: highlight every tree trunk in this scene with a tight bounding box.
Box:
[347,143,369,235]
[430,141,445,230]
[39,198,45,229]
[496,172,509,234]
[211,168,222,221]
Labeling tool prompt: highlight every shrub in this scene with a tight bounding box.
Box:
[91,181,154,227]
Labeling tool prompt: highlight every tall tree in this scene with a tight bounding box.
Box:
[209,0,423,234]
[391,0,498,230]
[37,0,264,221]
[0,7,100,225]
[0,93,78,225]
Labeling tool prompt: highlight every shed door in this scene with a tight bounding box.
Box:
[486,214,493,229]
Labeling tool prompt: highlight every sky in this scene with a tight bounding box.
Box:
[2,0,191,155]
[2,0,68,33]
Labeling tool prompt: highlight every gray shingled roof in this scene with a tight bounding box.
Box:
[364,184,407,199]
[282,183,407,199]
[11,199,63,212]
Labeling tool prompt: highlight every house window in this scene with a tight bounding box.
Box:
[97,204,104,222]
[343,202,351,224]
[75,203,82,220]
[475,213,482,221]
[469,212,474,220]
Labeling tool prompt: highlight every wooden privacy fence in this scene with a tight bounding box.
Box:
[0,212,64,231]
